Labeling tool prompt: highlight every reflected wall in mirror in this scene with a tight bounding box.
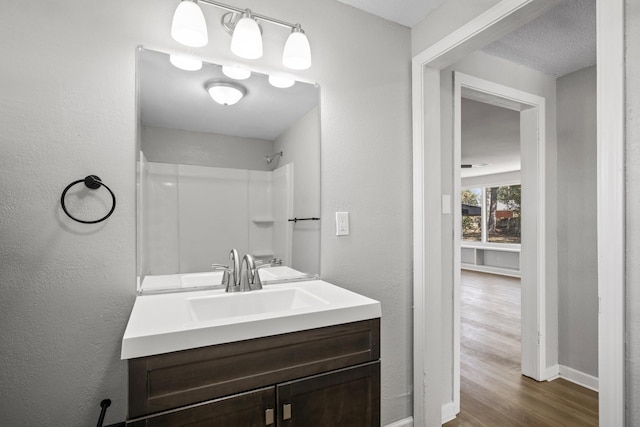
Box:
[136,48,320,293]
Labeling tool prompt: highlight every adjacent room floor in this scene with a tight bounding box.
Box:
[444,270,598,426]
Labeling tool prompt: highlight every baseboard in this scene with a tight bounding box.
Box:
[545,364,560,380]
[558,365,599,392]
[384,416,414,427]
[546,363,599,392]
[442,401,459,424]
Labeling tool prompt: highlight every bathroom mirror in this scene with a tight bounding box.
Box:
[136,48,320,293]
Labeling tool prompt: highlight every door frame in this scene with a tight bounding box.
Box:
[453,72,547,411]
[411,0,625,426]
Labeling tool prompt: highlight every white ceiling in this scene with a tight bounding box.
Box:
[139,49,319,141]
[461,99,520,178]
[482,0,596,77]
[336,0,445,28]
[340,0,595,78]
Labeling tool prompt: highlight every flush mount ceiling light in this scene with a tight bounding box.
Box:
[268,74,295,89]
[222,64,251,80]
[170,0,312,69]
[206,80,246,106]
[169,54,203,71]
[171,0,208,47]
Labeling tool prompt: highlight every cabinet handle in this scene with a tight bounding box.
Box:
[265,408,274,425]
[283,403,292,420]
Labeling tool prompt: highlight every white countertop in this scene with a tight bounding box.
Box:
[121,279,381,359]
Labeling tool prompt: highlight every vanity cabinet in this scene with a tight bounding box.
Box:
[126,319,380,426]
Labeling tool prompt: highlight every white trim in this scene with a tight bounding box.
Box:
[597,0,625,425]
[384,417,414,427]
[461,264,521,278]
[454,72,548,382]
[441,402,458,424]
[461,170,521,188]
[412,0,627,425]
[545,364,599,393]
[558,365,599,392]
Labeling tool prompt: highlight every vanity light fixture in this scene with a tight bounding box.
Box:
[171,0,312,69]
[206,80,246,106]
[222,64,251,80]
[229,9,263,59]
[169,54,203,71]
[282,24,312,70]
[171,0,208,47]
[268,75,295,89]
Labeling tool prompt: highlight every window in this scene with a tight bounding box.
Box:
[461,184,521,244]
[461,188,482,241]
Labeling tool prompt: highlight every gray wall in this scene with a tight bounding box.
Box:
[274,107,321,275]
[556,65,598,377]
[440,50,558,405]
[0,0,411,425]
[626,0,640,423]
[142,125,273,171]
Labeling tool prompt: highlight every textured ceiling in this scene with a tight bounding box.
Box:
[335,0,445,28]
[482,0,596,77]
[340,0,595,78]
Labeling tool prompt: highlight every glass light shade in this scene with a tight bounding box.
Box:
[171,0,208,47]
[230,16,263,59]
[222,65,251,80]
[207,83,246,106]
[283,27,311,70]
[169,54,203,71]
[268,75,295,89]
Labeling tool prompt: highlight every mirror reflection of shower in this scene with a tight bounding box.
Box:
[266,151,283,165]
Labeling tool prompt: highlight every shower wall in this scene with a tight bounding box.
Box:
[141,161,293,277]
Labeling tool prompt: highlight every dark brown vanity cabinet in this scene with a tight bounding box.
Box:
[126,319,380,426]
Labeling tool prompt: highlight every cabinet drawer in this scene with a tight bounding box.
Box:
[127,387,275,427]
[129,319,380,418]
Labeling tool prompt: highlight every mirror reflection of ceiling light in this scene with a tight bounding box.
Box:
[169,54,203,71]
[206,81,247,106]
[268,75,295,89]
[170,0,312,69]
[171,0,208,47]
[222,65,251,80]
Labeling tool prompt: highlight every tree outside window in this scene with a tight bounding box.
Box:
[461,188,482,241]
[461,184,521,244]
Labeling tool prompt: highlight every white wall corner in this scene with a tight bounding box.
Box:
[545,364,560,380]
[384,416,414,427]
[558,365,599,392]
[442,401,459,424]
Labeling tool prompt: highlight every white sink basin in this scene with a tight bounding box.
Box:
[187,287,329,322]
[121,280,381,359]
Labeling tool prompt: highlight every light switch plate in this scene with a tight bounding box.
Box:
[336,212,349,236]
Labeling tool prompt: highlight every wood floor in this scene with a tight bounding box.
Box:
[444,270,598,427]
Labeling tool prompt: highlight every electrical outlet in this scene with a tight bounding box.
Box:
[336,212,349,236]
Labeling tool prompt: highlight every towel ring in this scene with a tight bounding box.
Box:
[61,175,116,224]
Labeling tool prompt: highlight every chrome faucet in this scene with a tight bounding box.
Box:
[226,249,241,292]
[239,253,263,291]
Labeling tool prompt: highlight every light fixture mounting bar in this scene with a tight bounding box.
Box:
[198,0,297,29]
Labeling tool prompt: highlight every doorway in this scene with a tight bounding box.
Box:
[411,1,624,426]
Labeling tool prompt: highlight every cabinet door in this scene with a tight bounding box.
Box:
[127,387,275,427]
[276,362,380,427]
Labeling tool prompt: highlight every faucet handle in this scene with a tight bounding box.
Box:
[211,264,231,286]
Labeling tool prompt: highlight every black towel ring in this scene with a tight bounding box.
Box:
[61,175,116,224]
